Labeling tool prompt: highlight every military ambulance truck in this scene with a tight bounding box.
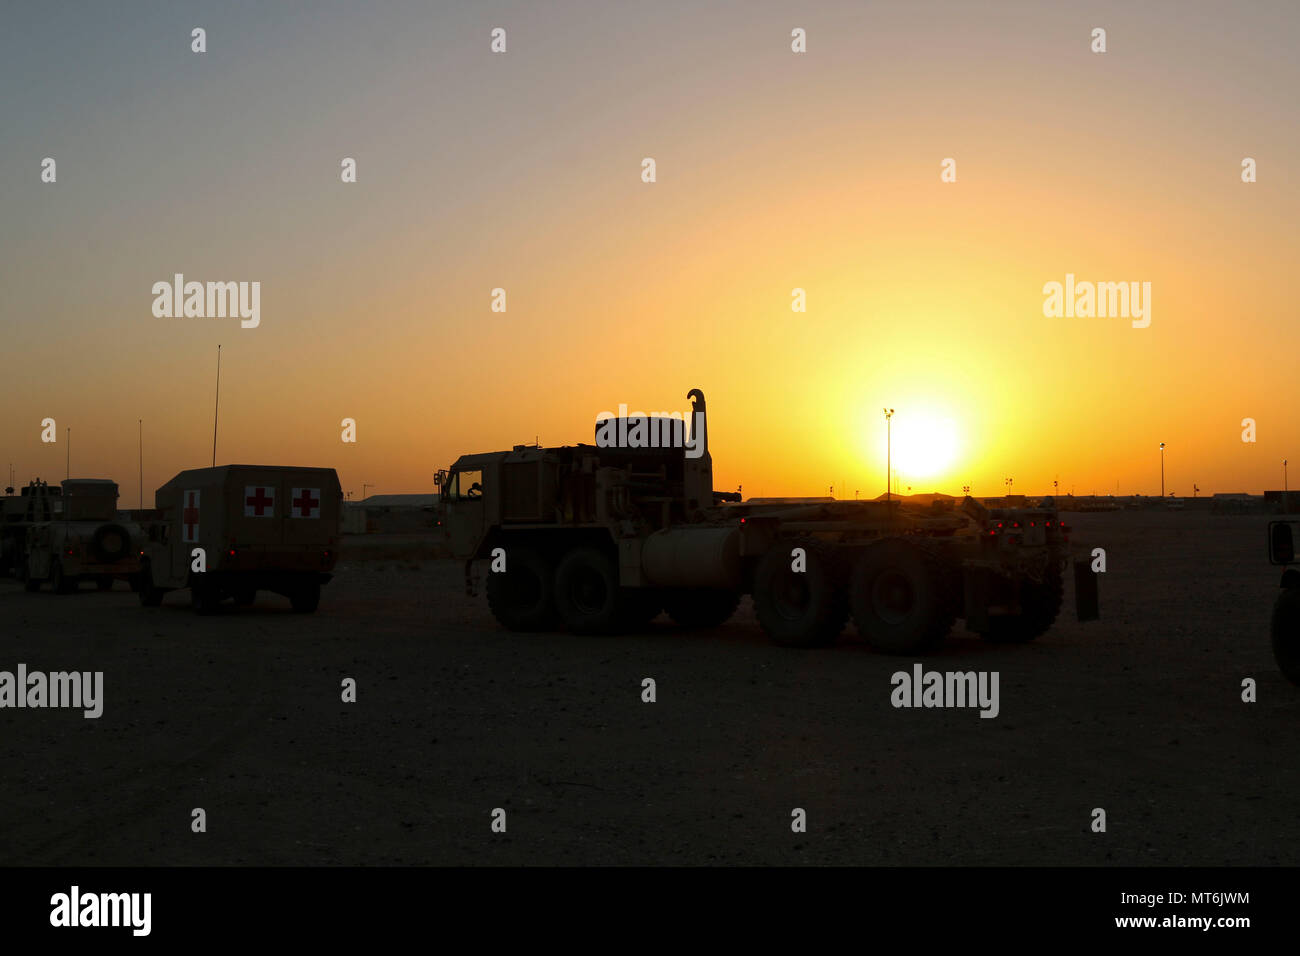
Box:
[137,465,342,614]
[22,479,144,593]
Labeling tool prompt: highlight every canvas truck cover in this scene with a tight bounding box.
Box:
[154,465,341,575]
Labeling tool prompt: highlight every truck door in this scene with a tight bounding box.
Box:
[444,469,486,556]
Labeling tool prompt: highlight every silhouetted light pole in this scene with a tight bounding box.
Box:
[1285,460,1289,512]
[1159,442,1166,498]
[138,419,143,509]
[212,345,222,467]
[883,408,894,502]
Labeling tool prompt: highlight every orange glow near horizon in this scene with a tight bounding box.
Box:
[2,3,1298,503]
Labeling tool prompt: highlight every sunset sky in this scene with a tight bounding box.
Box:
[2,1,1297,503]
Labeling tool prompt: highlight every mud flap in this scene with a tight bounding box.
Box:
[1074,558,1099,621]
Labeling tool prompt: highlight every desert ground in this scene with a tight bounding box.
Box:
[0,511,1295,866]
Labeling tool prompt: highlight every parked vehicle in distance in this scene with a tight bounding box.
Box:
[21,479,143,593]
[0,479,62,576]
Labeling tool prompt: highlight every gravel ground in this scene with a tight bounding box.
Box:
[0,512,1295,866]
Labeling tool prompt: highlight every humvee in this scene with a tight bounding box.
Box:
[436,388,1098,653]
[22,479,144,593]
[1267,520,1300,684]
[138,465,342,614]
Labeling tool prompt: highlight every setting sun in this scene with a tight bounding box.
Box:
[889,409,962,484]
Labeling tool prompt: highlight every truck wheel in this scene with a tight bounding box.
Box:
[753,539,847,647]
[290,580,321,613]
[20,560,40,592]
[192,580,222,615]
[979,564,1063,644]
[664,589,740,629]
[554,547,627,635]
[51,560,75,595]
[850,539,954,654]
[485,547,558,631]
[1270,586,1300,685]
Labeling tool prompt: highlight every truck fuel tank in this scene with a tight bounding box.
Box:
[641,526,741,589]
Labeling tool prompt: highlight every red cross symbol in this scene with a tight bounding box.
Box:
[293,488,319,518]
[245,486,274,516]
[183,491,199,541]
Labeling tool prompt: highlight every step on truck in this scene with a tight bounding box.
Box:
[138,465,342,614]
[21,479,144,593]
[436,388,1099,654]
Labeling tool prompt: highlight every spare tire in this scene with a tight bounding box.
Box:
[91,523,131,562]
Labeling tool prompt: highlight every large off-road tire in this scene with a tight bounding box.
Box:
[485,547,558,631]
[850,538,955,655]
[1270,586,1300,685]
[90,524,131,562]
[191,579,222,615]
[51,560,75,595]
[21,560,40,592]
[979,563,1064,644]
[290,579,321,613]
[753,538,848,647]
[554,547,628,635]
[663,588,740,629]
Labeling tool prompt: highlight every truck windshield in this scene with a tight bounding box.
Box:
[446,470,483,499]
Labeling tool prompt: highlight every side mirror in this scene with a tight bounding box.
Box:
[1270,521,1295,565]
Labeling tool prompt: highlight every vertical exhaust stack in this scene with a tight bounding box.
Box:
[683,388,713,513]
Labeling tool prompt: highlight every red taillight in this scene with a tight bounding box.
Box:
[997,521,1004,528]
[228,549,236,557]
[65,547,73,555]
[1013,521,1020,528]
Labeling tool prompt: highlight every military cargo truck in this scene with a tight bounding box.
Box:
[436,388,1099,653]
[22,479,143,593]
[137,465,342,614]
[1266,520,1300,684]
